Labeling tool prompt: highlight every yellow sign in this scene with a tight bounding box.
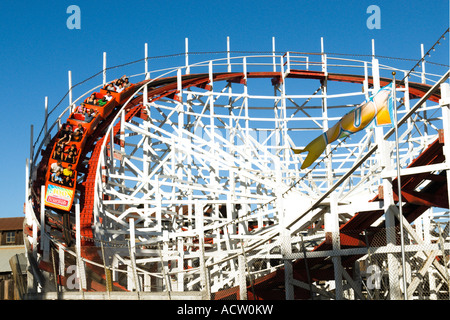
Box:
[45,184,74,210]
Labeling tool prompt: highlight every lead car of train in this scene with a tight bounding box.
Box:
[44,77,137,212]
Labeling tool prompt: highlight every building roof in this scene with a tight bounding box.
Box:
[0,217,24,231]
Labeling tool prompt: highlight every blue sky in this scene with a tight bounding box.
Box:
[0,0,448,218]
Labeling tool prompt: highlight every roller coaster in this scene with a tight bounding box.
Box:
[23,34,450,300]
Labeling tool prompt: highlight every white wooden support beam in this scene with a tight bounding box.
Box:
[243,57,249,140]
[371,58,403,299]
[383,169,403,299]
[326,193,343,299]
[129,218,141,293]
[391,77,409,301]
[363,62,369,100]
[145,43,149,80]
[275,158,294,300]
[272,37,276,72]
[75,204,87,291]
[227,36,231,73]
[177,68,183,106]
[177,237,184,291]
[208,61,215,147]
[196,201,211,299]
[143,43,149,109]
[185,38,190,74]
[382,163,450,179]
[103,52,107,85]
[40,185,49,262]
[238,254,248,300]
[285,51,291,76]
[58,244,65,278]
[68,70,72,106]
[420,44,429,135]
[280,201,294,300]
[321,37,327,76]
[402,70,414,162]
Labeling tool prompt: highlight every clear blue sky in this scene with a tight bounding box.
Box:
[0,0,448,218]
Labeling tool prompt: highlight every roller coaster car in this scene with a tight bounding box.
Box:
[51,124,87,166]
[43,82,137,213]
[83,92,117,120]
[100,83,136,105]
[44,162,77,211]
[67,110,101,136]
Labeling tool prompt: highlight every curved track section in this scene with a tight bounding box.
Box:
[26,52,448,298]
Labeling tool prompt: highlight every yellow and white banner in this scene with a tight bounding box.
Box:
[293,83,394,169]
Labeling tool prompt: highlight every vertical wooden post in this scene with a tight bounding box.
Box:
[144,43,149,110]
[103,52,107,85]
[227,36,231,73]
[327,193,343,299]
[68,70,72,106]
[129,218,141,294]
[196,201,211,299]
[272,37,276,72]
[40,185,49,262]
[420,44,428,135]
[185,38,190,74]
[75,204,86,292]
